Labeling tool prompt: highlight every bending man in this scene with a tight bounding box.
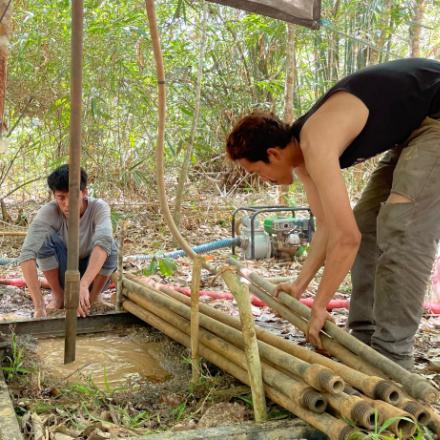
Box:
[19,164,117,318]
[226,58,440,369]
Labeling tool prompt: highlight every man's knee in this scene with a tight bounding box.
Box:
[100,242,118,276]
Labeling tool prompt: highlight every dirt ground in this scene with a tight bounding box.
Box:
[1,185,440,438]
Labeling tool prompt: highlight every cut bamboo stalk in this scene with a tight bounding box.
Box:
[124,287,327,414]
[149,279,402,404]
[231,260,439,403]
[122,299,362,440]
[115,222,127,311]
[220,266,267,421]
[190,256,203,385]
[0,231,27,236]
[122,277,344,395]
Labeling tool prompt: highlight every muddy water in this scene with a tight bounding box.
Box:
[37,334,171,389]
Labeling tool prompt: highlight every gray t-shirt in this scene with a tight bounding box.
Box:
[19,197,113,263]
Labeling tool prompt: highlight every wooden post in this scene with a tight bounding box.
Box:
[190,256,203,385]
[64,0,84,364]
[220,266,267,422]
[115,221,127,311]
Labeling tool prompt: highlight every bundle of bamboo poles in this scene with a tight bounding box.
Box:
[117,271,440,440]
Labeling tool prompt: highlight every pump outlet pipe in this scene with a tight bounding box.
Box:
[126,237,241,262]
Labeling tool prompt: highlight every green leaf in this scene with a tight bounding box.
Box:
[158,257,177,277]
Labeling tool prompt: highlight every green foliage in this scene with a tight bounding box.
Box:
[142,256,178,277]
[1,334,29,381]
[3,0,439,201]
[171,401,187,421]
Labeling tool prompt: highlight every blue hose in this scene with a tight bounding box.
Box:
[126,237,241,262]
[1,237,241,265]
[0,256,19,266]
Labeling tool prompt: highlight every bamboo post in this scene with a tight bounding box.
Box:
[190,256,203,385]
[115,221,127,311]
[209,267,266,421]
[0,231,27,237]
[64,0,84,364]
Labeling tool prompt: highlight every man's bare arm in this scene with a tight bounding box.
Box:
[300,91,368,346]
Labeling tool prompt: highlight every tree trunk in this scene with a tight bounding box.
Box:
[279,23,296,206]
[174,2,208,227]
[410,0,425,57]
[368,0,393,65]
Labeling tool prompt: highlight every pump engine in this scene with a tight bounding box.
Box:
[231,206,314,260]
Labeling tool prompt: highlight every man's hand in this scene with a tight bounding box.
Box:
[77,284,91,318]
[34,305,47,319]
[274,281,303,299]
[307,305,334,349]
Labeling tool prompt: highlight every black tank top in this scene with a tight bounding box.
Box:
[292,58,440,169]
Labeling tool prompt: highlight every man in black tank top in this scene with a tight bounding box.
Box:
[226,58,440,369]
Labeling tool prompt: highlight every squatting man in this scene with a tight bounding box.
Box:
[226,58,440,370]
[19,164,117,318]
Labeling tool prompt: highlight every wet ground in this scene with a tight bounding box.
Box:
[1,190,440,438]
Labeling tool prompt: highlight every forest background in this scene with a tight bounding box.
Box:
[0,0,439,233]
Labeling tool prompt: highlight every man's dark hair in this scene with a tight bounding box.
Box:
[226,110,298,163]
[47,164,88,192]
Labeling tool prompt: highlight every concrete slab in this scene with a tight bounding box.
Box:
[0,369,23,440]
[128,419,327,440]
[0,311,144,337]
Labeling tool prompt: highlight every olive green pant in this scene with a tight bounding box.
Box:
[348,117,440,369]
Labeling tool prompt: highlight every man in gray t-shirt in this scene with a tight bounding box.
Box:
[19,164,117,318]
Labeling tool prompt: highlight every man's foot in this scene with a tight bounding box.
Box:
[46,296,64,311]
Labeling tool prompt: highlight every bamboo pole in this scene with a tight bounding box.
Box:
[0,231,26,237]
[115,221,127,311]
[219,266,267,421]
[190,256,203,385]
[122,299,361,440]
[141,279,402,405]
[124,287,327,414]
[64,0,84,364]
[229,259,439,403]
[247,279,385,378]
[122,277,344,395]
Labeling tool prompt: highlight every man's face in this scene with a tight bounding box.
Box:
[53,189,87,217]
[237,148,294,186]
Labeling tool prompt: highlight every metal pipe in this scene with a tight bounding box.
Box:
[325,392,379,430]
[145,278,402,405]
[64,0,84,364]
[230,260,439,403]
[362,397,417,439]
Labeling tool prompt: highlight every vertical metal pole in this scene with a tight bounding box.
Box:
[64,0,84,364]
